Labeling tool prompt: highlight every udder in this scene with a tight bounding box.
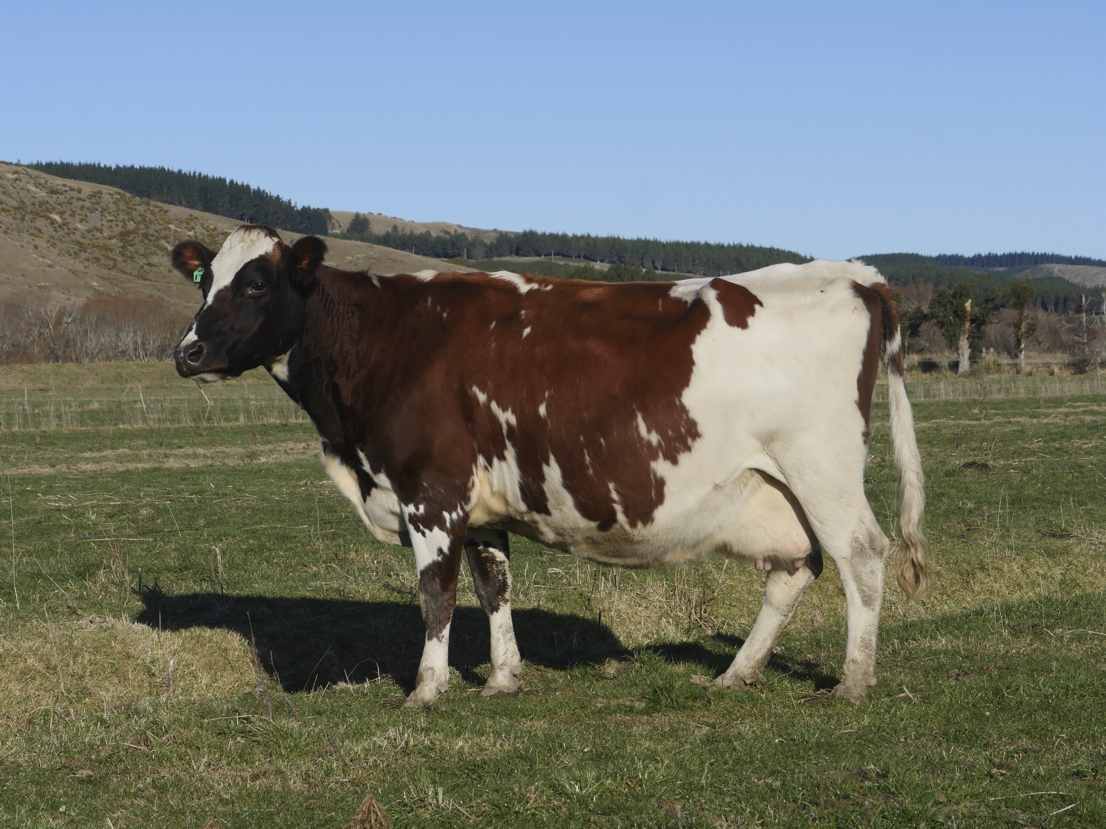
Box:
[725,471,818,570]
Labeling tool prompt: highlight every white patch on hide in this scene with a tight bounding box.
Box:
[488,270,539,294]
[204,226,280,310]
[320,445,404,545]
[266,350,292,383]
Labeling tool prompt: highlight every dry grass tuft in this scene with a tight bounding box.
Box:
[346,793,391,828]
[0,617,256,728]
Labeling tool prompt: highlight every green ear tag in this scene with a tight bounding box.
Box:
[193,266,205,283]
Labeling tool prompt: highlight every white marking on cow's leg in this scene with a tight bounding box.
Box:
[789,475,888,701]
[830,519,889,702]
[464,529,522,696]
[485,605,521,694]
[404,516,464,708]
[768,420,887,701]
[715,559,819,690]
[410,621,451,705]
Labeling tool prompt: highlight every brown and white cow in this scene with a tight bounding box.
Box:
[171,224,931,707]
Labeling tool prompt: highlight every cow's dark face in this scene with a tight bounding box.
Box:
[171,226,324,382]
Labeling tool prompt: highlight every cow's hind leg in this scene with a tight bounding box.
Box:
[464,528,522,696]
[787,476,890,701]
[715,552,822,690]
[828,516,889,701]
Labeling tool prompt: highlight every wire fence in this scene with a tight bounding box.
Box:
[0,379,310,432]
[6,516,363,547]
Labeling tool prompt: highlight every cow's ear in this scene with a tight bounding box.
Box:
[171,241,216,288]
[289,236,326,292]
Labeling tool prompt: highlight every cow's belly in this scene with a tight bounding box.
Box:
[472,466,816,568]
[324,442,815,567]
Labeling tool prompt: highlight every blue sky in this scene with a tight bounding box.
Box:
[2,1,1103,260]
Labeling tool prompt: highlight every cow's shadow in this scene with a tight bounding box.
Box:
[135,588,836,694]
[136,587,629,693]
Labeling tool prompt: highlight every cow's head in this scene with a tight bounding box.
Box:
[171,225,325,381]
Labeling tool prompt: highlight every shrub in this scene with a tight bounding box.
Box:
[0,294,191,364]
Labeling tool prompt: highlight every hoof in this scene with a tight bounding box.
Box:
[830,682,868,703]
[481,674,521,697]
[404,683,448,708]
[712,671,764,691]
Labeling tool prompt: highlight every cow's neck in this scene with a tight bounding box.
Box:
[277,270,393,458]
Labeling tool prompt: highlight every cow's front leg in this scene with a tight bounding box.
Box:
[464,528,522,696]
[405,510,465,708]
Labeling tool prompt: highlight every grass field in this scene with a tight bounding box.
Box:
[1,363,1104,827]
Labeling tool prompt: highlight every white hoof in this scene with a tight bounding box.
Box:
[404,670,449,707]
[481,671,521,697]
[712,670,764,691]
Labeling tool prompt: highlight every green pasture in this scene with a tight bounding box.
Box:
[0,363,1104,827]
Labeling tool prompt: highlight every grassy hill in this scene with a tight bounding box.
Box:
[4,160,1098,319]
[0,163,472,315]
[857,252,1096,311]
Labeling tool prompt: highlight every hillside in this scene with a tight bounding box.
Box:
[1021,263,1106,291]
[5,161,1097,314]
[329,209,499,241]
[0,163,472,314]
[856,252,1090,310]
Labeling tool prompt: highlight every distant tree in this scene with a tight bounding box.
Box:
[347,213,371,236]
[603,262,659,282]
[1007,279,1038,374]
[1069,293,1101,375]
[927,279,1000,375]
[900,303,930,354]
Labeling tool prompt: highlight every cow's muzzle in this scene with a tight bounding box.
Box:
[173,340,226,381]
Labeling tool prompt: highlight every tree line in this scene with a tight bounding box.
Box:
[29,162,333,235]
[342,215,808,276]
[934,252,1106,269]
[860,254,1089,313]
[901,277,1106,375]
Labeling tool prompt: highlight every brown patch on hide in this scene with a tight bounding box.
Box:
[464,535,511,614]
[303,270,712,533]
[851,283,882,439]
[709,278,762,328]
[417,543,463,641]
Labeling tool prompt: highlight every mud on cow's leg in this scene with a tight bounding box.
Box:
[464,528,522,697]
[405,511,465,708]
[715,551,823,691]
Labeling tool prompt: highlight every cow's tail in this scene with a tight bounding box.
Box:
[874,285,932,599]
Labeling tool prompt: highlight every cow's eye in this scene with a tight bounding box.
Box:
[248,280,267,295]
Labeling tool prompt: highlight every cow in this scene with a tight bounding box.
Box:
[171,224,931,707]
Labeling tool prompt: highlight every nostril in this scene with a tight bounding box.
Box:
[185,342,205,366]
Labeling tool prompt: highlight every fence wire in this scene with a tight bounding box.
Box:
[8,516,363,547]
